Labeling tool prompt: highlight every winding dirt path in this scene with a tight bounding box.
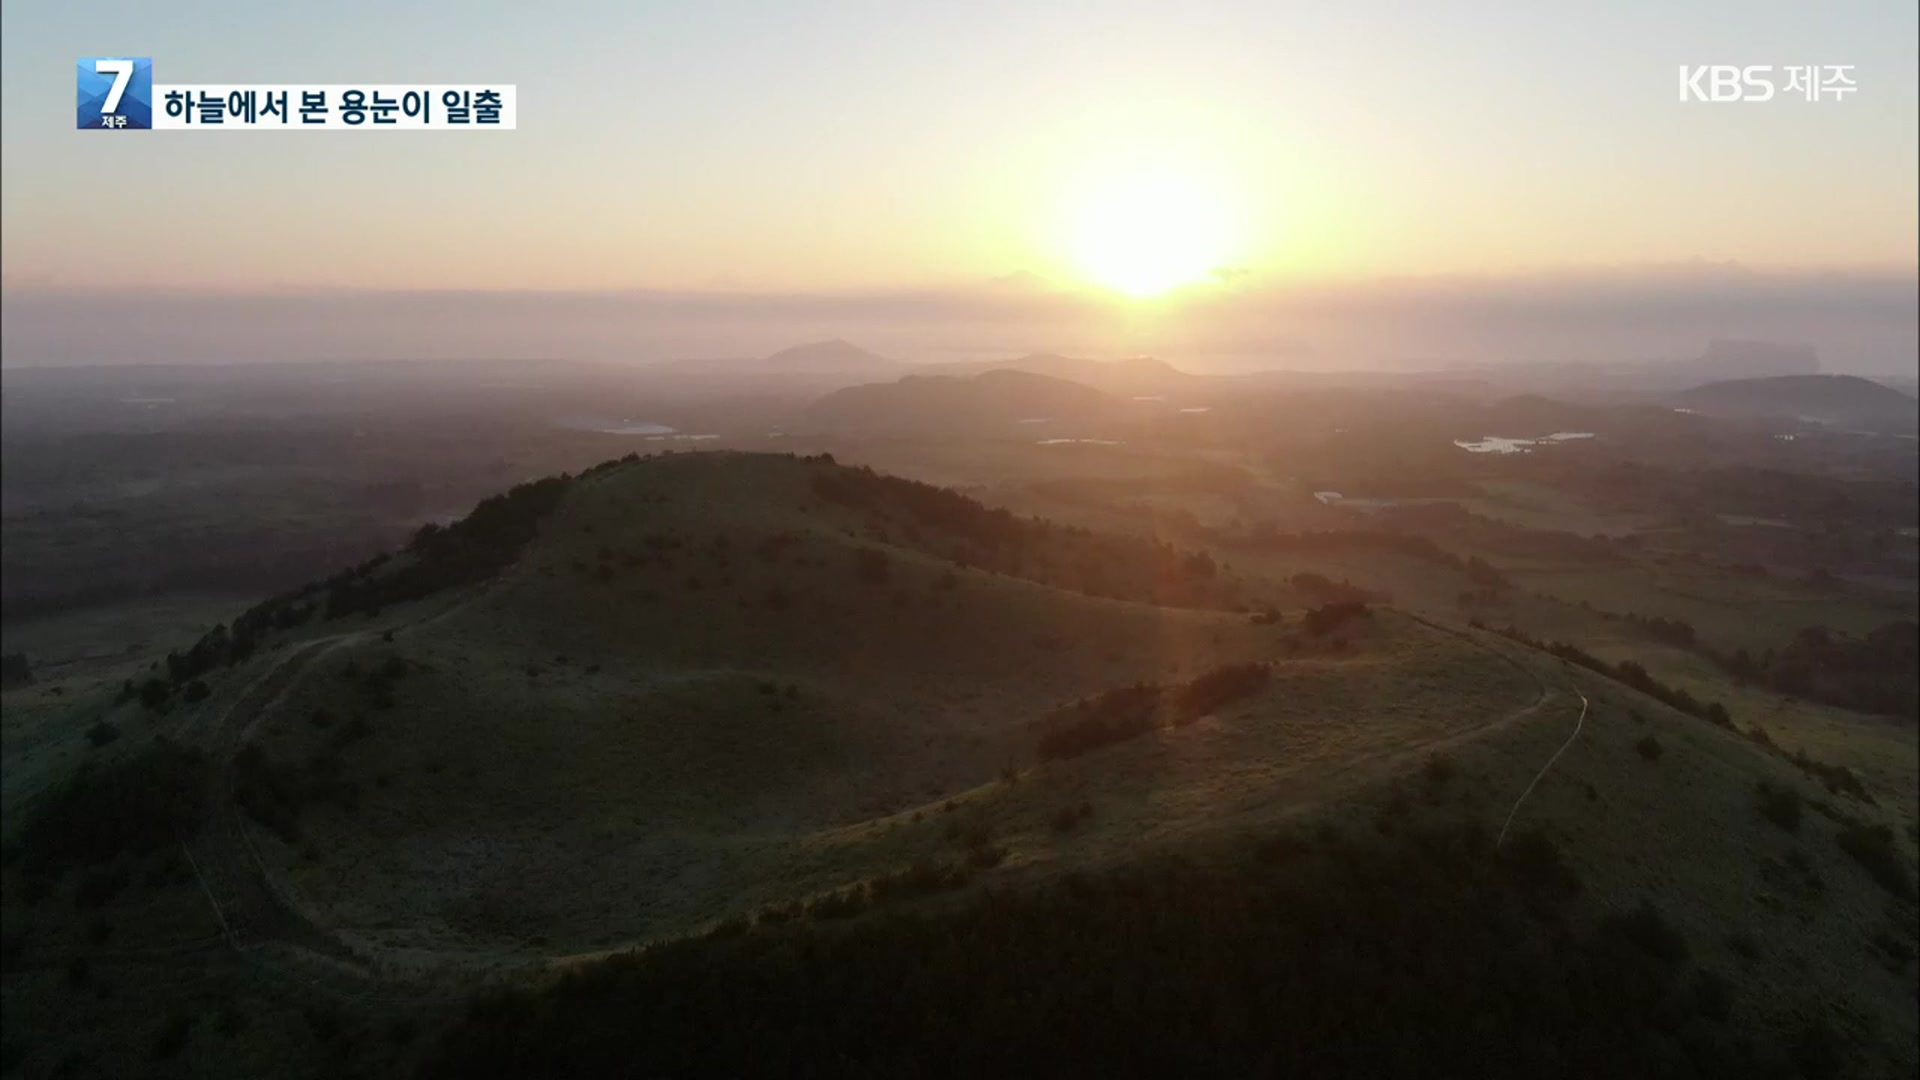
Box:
[184,637,374,969]
[176,583,517,1005]
[177,605,1590,1005]
[1496,688,1589,848]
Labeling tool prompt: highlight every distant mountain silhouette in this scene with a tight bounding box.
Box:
[762,340,901,372]
[664,340,903,377]
[1671,339,1820,382]
[793,369,1120,434]
[1675,374,1917,432]
[921,353,1191,396]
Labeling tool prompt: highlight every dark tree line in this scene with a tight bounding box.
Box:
[420,822,1837,1080]
[133,473,574,711]
[1480,623,1733,728]
[812,464,1225,608]
[1616,611,1918,718]
[1302,600,1371,636]
[812,467,1022,549]
[1236,529,1509,589]
[1482,623,1881,802]
[13,741,210,877]
[324,474,572,618]
[1289,572,1378,605]
[1713,622,1918,718]
[1036,662,1272,761]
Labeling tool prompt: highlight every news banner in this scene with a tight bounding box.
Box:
[77,57,516,130]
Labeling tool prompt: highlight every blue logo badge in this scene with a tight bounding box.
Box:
[77,57,153,129]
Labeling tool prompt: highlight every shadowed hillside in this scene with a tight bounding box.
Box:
[2,451,1914,1079]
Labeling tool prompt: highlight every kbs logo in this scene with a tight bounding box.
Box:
[77,57,153,128]
[1678,66,1774,102]
[1678,65,1856,103]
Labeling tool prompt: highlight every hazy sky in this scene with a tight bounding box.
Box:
[4,1,1917,294]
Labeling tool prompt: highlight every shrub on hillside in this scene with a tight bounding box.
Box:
[1488,626,1735,729]
[1755,782,1802,832]
[1036,685,1164,761]
[807,886,871,921]
[137,677,172,713]
[1787,750,1871,802]
[1634,735,1663,762]
[1599,900,1689,967]
[234,746,362,843]
[855,548,890,585]
[1302,601,1370,637]
[1833,823,1914,899]
[1172,662,1269,721]
[18,740,210,875]
[869,860,972,902]
[149,1014,194,1061]
[1037,663,1271,761]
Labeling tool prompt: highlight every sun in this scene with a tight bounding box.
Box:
[1071,167,1236,297]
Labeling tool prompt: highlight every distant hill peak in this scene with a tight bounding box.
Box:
[793,367,1117,434]
[1681,373,1911,399]
[1673,339,1820,380]
[763,340,899,370]
[663,339,902,378]
[1675,373,1917,432]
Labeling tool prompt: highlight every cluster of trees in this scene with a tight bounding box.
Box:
[1289,572,1376,605]
[325,474,572,618]
[1302,600,1371,637]
[1714,622,1918,718]
[1470,523,1622,565]
[13,740,209,878]
[1782,747,1870,802]
[421,822,1824,1080]
[1615,609,1918,718]
[1239,529,1509,588]
[233,743,362,843]
[1484,623,1883,805]
[1834,823,1915,900]
[1479,623,1733,728]
[757,830,1013,928]
[1621,612,1698,648]
[136,472,573,708]
[1373,503,1623,565]
[812,467,1022,549]
[1036,663,1271,761]
[1578,462,1919,532]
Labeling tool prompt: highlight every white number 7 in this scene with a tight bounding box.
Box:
[95,59,134,113]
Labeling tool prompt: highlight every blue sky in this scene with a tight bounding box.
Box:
[2,1,1915,292]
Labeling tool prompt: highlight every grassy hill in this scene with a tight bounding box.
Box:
[2,451,1914,1078]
